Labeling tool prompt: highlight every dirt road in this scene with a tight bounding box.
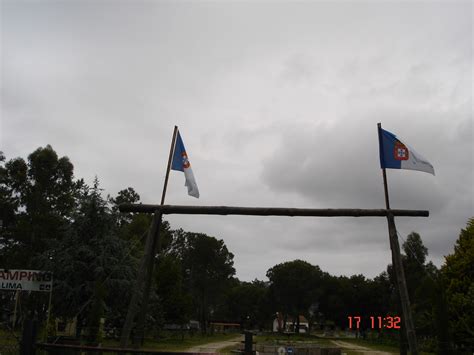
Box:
[331,340,395,355]
[185,335,242,353]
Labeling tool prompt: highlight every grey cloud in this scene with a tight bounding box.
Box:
[1,1,472,281]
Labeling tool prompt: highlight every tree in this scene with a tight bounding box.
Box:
[40,178,137,340]
[0,146,83,324]
[155,255,192,336]
[0,151,17,260]
[267,260,322,333]
[0,145,79,268]
[442,217,474,350]
[110,187,141,227]
[384,232,452,353]
[216,279,270,330]
[316,273,384,333]
[367,271,393,318]
[167,230,235,332]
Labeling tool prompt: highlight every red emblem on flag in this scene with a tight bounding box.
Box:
[394,141,409,161]
[181,152,190,168]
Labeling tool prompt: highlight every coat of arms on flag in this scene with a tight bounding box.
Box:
[394,141,409,161]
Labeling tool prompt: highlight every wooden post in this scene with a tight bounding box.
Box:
[12,290,19,329]
[378,122,418,354]
[120,126,178,348]
[120,212,159,347]
[244,331,254,355]
[131,212,163,346]
[20,318,37,355]
[44,287,53,342]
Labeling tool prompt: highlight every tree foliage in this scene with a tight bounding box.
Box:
[216,279,270,330]
[442,218,474,349]
[39,178,137,338]
[166,229,235,331]
[0,146,79,268]
[267,260,323,333]
[155,255,191,328]
[384,232,454,353]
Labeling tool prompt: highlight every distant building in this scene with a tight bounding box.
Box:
[210,321,241,333]
[272,313,309,333]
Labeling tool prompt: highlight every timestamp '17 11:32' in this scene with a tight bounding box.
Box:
[347,316,401,329]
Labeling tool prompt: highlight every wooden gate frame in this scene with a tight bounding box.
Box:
[119,203,428,354]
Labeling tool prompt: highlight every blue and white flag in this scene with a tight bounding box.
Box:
[378,127,435,175]
[171,131,200,198]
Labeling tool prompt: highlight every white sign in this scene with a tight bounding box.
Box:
[0,269,53,292]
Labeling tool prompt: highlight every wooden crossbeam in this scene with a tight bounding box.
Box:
[119,204,429,217]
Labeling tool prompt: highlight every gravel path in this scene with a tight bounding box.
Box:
[331,340,395,355]
[185,335,242,353]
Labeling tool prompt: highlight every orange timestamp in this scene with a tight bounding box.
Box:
[347,315,401,329]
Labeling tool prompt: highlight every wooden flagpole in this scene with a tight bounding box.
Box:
[121,126,179,347]
[378,122,418,354]
[160,126,179,206]
[133,125,178,345]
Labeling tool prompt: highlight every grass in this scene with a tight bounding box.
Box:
[256,332,333,344]
[218,344,240,353]
[0,327,20,345]
[101,332,240,351]
[0,327,20,355]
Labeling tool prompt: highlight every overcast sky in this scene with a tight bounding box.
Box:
[1,0,472,281]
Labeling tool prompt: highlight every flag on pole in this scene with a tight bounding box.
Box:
[378,127,435,175]
[171,131,200,198]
